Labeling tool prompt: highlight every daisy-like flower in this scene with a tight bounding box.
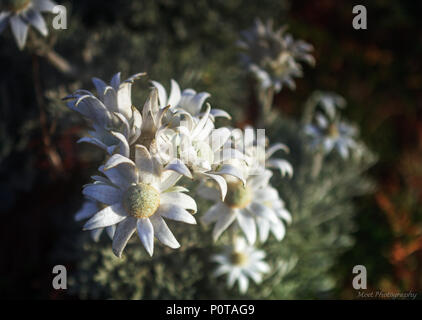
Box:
[212,237,270,294]
[0,0,56,49]
[199,169,288,245]
[82,146,197,258]
[305,110,359,159]
[238,18,314,92]
[160,104,246,200]
[151,79,231,120]
[64,73,148,156]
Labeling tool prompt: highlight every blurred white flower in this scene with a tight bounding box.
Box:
[0,0,56,49]
[200,169,289,244]
[82,147,197,258]
[64,73,146,155]
[212,237,270,294]
[305,111,359,159]
[238,18,314,92]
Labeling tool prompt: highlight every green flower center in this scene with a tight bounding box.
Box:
[230,251,248,266]
[123,183,160,219]
[3,0,31,13]
[224,182,252,209]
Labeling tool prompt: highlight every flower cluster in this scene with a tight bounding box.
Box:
[66,73,292,293]
[0,0,56,49]
[304,92,359,159]
[238,18,315,92]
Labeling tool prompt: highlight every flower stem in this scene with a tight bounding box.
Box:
[31,54,64,174]
[311,150,324,179]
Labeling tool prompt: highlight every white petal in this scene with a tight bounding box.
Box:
[103,86,118,113]
[92,77,107,100]
[266,143,289,159]
[267,159,293,178]
[82,184,122,205]
[84,203,127,230]
[167,79,181,108]
[202,172,227,201]
[160,192,197,213]
[210,127,231,152]
[137,218,154,256]
[151,81,167,108]
[106,225,116,239]
[159,170,182,192]
[110,131,130,158]
[213,164,245,185]
[210,109,231,119]
[77,136,108,152]
[110,72,121,91]
[112,217,137,258]
[90,228,103,242]
[135,145,158,185]
[158,204,196,224]
[75,201,98,221]
[117,82,133,120]
[149,215,180,249]
[269,219,286,241]
[257,217,270,243]
[23,8,48,36]
[99,164,136,190]
[213,264,231,277]
[10,15,28,50]
[201,203,225,225]
[104,154,136,171]
[165,159,192,179]
[248,202,278,223]
[227,268,241,288]
[213,209,237,241]
[237,210,257,245]
[238,273,249,294]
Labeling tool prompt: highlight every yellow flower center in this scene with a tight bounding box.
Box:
[327,124,339,138]
[224,182,252,209]
[230,251,248,266]
[123,183,160,219]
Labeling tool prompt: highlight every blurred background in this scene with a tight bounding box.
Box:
[0,0,421,299]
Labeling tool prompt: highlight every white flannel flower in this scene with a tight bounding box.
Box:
[82,147,197,258]
[200,169,289,245]
[151,79,231,120]
[238,18,314,92]
[0,0,56,49]
[160,104,246,200]
[212,237,270,294]
[64,74,182,161]
[305,111,359,159]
